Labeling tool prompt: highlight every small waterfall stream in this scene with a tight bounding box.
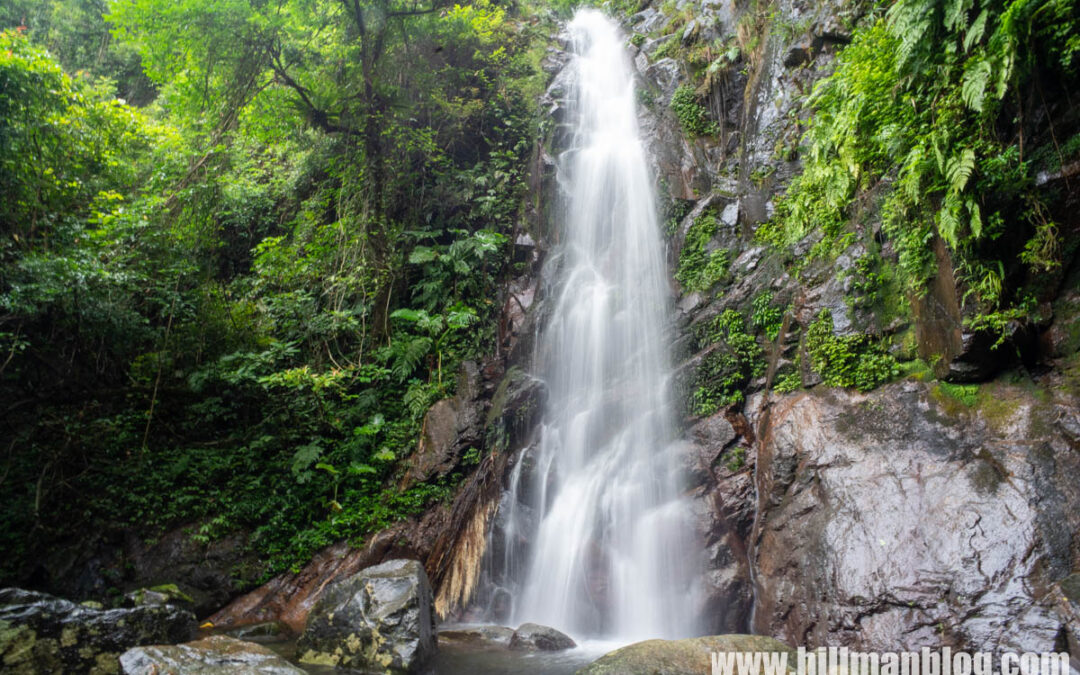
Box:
[496,9,700,642]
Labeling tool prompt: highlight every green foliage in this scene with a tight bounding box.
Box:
[725,446,746,471]
[670,84,718,137]
[751,292,785,340]
[806,309,900,391]
[664,198,693,238]
[773,368,802,393]
[691,310,765,415]
[676,210,729,292]
[0,0,543,583]
[842,253,887,311]
[762,0,1079,335]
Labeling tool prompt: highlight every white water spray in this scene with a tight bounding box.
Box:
[506,10,699,641]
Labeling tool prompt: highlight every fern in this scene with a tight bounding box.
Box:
[946,148,976,194]
[763,0,1076,321]
[964,9,989,50]
[961,57,992,111]
[389,336,432,382]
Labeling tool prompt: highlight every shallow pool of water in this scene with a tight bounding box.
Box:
[265,636,618,674]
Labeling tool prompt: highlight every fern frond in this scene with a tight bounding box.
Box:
[946,148,976,194]
[938,193,964,249]
[961,57,992,111]
[964,9,988,51]
[966,198,983,239]
[944,0,972,32]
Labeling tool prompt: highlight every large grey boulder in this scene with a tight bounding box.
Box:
[750,380,1080,653]
[120,634,304,674]
[508,622,576,651]
[577,634,794,674]
[296,558,436,673]
[0,587,196,674]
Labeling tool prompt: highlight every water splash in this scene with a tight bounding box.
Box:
[504,9,699,641]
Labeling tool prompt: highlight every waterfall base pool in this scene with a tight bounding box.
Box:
[264,634,618,674]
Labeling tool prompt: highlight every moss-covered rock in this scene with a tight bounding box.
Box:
[577,634,795,675]
[296,559,436,673]
[0,588,195,674]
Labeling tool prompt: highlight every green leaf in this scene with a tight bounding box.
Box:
[315,462,339,476]
[408,247,437,264]
[966,198,983,239]
[389,308,422,322]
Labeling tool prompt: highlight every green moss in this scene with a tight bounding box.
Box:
[147,584,194,603]
[936,382,979,406]
[899,358,933,381]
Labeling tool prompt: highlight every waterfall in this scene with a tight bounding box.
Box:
[500,9,699,642]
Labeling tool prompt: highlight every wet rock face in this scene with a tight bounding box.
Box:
[0,588,196,674]
[750,380,1080,653]
[507,622,576,651]
[683,413,755,634]
[296,559,436,673]
[120,634,304,674]
[405,361,487,488]
[578,634,794,675]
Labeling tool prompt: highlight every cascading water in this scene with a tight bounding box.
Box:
[496,9,700,642]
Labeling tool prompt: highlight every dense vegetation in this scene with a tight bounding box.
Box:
[761,0,1080,334]
[0,0,550,586]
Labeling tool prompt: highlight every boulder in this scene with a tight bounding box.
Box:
[508,622,576,651]
[124,583,196,612]
[296,559,436,673]
[0,587,196,674]
[577,634,794,674]
[119,634,303,674]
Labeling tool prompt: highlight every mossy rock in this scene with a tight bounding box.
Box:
[0,588,195,674]
[296,559,436,674]
[577,634,795,675]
